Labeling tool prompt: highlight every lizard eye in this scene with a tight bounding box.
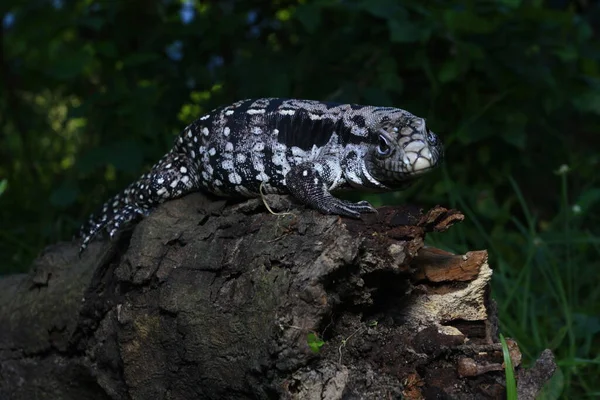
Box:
[377,135,391,157]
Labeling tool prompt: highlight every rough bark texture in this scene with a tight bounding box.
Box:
[0,193,556,399]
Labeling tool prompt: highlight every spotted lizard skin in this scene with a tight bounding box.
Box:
[78,98,444,253]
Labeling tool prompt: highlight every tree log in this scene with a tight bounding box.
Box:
[0,193,556,399]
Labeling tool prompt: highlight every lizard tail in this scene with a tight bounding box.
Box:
[77,150,199,255]
[76,188,137,255]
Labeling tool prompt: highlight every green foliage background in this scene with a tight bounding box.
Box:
[1,0,599,397]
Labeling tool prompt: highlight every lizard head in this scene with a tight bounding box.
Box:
[367,114,444,185]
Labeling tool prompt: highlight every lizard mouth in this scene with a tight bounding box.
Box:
[381,158,435,180]
[401,140,435,174]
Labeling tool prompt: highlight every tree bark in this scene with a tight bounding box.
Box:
[0,193,556,399]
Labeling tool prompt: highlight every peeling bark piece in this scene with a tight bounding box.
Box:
[418,205,465,232]
[413,248,488,283]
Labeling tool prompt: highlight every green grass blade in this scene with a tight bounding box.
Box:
[500,334,517,400]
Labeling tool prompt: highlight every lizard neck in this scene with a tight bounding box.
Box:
[341,146,390,192]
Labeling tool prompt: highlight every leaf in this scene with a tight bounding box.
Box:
[443,10,496,34]
[358,0,404,19]
[107,140,145,174]
[387,19,423,43]
[0,179,7,197]
[575,189,600,216]
[295,4,321,34]
[498,112,528,149]
[122,53,160,67]
[572,88,600,115]
[76,145,111,174]
[455,119,495,145]
[499,0,521,8]
[49,181,79,207]
[307,332,325,353]
[362,87,393,106]
[376,57,403,92]
[47,48,92,80]
[574,313,600,334]
[502,132,526,150]
[95,41,117,58]
[438,60,460,83]
[79,16,105,31]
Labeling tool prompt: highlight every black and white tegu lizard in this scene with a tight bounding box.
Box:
[78,98,444,253]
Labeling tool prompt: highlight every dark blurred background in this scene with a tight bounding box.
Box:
[1,0,599,397]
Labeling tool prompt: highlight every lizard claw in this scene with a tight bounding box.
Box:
[326,199,376,218]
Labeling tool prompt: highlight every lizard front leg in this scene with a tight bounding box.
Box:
[285,162,376,218]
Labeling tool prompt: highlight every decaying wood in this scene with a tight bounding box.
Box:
[0,193,556,399]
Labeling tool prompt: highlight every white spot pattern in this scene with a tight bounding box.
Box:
[222,159,234,171]
[253,142,265,152]
[228,172,242,184]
